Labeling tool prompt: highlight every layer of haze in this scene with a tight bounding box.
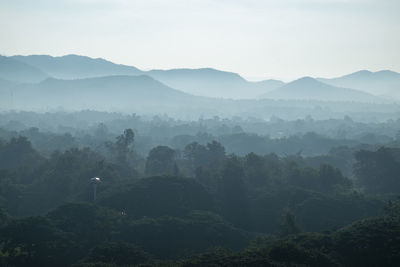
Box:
[1,0,399,80]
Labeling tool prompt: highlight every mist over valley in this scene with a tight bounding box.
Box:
[1,0,400,265]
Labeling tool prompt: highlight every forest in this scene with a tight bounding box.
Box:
[2,0,400,265]
[0,111,399,266]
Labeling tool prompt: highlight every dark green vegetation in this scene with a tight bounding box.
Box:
[0,112,400,266]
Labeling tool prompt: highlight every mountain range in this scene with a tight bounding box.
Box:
[11,54,142,79]
[5,55,283,99]
[147,68,284,98]
[0,54,399,105]
[262,77,378,102]
[4,75,200,111]
[0,56,49,83]
[318,70,400,99]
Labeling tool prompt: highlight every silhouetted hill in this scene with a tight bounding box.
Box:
[318,70,400,99]
[0,56,49,83]
[11,54,143,79]
[254,79,285,91]
[9,75,198,111]
[262,77,381,102]
[147,68,284,99]
[3,55,400,100]
[2,75,397,119]
[7,55,284,99]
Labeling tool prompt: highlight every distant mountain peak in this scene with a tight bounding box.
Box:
[146,67,283,99]
[287,76,321,87]
[317,69,400,98]
[374,70,400,77]
[376,70,395,73]
[335,69,400,79]
[11,54,142,80]
[297,76,314,80]
[0,56,49,83]
[61,54,85,58]
[294,76,316,82]
[59,54,111,63]
[148,67,244,79]
[353,70,373,75]
[262,76,380,102]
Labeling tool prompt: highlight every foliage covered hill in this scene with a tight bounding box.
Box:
[1,111,397,161]
[0,202,250,266]
[0,128,399,266]
[262,77,381,103]
[11,54,143,80]
[3,55,400,103]
[161,208,400,267]
[0,133,388,229]
[7,55,285,99]
[2,55,284,99]
[0,199,399,266]
[9,75,201,111]
[0,56,49,83]
[318,70,400,99]
[98,176,215,218]
[147,68,284,99]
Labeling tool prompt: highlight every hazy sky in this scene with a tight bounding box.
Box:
[1,0,399,80]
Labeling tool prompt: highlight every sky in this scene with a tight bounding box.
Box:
[0,0,399,81]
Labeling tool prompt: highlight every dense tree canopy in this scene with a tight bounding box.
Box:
[0,118,398,266]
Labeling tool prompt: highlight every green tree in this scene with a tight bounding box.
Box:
[244,152,269,187]
[0,136,43,171]
[318,164,351,192]
[183,142,208,168]
[218,155,248,228]
[82,242,152,266]
[0,216,76,267]
[354,147,400,194]
[145,146,176,176]
[206,140,226,168]
[278,210,301,237]
[184,141,226,171]
[106,129,135,164]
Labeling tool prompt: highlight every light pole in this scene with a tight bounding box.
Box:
[91,177,101,202]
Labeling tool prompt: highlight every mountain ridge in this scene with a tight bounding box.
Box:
[317,70,400,98]
[3,54,287,98]
[0,56,49,83]
[3,74,203,112]
[2,54,399,100]
[262,76,382,103]
[11,54,143,80]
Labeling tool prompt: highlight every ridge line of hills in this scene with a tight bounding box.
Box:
[0,54,399,104]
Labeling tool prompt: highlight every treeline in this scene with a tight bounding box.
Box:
[1,111,399,156]
[1,199,399,266]
[0,123,398,169]
[1,129,400,265]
